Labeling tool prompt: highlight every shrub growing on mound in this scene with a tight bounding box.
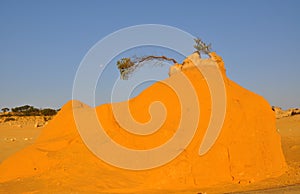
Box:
[116,38,212,80]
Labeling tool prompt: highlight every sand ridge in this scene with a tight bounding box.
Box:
[0,53,291,193]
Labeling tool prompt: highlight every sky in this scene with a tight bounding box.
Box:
[0,0,300,109]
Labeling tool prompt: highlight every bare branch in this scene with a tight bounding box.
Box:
[116,55,177,80]
[116,38,212,80]
[137,55,177,64]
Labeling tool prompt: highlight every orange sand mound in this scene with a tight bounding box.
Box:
[0,53,287,193]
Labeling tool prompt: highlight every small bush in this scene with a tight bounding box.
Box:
[7,105,59,117]
[41,109,57,116]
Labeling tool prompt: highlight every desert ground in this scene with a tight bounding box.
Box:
[0,54,298,193]
[0,116,48,163]
[0,113,299,193]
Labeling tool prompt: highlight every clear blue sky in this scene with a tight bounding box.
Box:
[0,0,299,109]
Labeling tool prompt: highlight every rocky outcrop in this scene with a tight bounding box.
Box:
[272,107,300,119]
[0,116,52,128]
[0,52,287,192]
[169,52,226,77]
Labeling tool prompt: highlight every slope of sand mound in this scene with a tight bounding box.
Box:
[0,53,287,193]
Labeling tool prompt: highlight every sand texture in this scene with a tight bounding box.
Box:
[0,53,298,193]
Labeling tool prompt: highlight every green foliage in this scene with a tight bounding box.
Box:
[193,38,212,55]
[12,105,40,116]
[116,58,136,80]
[1,108,9,113]
[10,105,57,116]
[12,105,34,113]
[116,38,212,80]
[41,108,57,116]
[116,56,177,80]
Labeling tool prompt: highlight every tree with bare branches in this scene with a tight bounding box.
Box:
[116,38,212,79]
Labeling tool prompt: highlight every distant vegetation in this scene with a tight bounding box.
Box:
[1,108,9,113]
[0,105,59,117]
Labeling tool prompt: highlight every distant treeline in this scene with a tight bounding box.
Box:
[1,105,60,116]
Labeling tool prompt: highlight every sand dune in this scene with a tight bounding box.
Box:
[0,53,298,193]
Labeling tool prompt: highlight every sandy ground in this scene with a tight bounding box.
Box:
[0,115,299,193]
[0,124,42,163]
